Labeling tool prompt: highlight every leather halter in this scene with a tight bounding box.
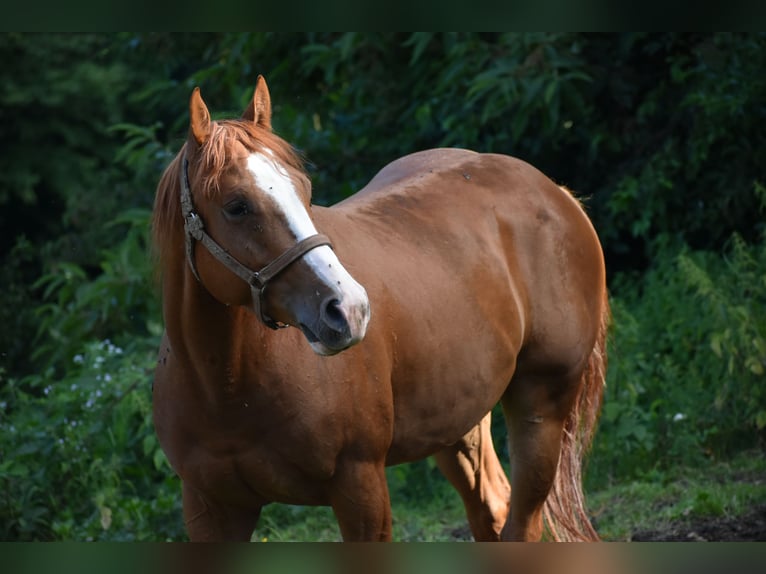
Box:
[180,152,333,330]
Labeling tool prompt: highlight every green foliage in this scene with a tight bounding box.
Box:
[265,32,598,203]
[588,232,766,489]
[0,203,175,540]
[0,337,182,541]
[0,35,125,217]
[175,33,766,268]
[596,34,766,260]
[32,208,160,373]
[0,33,167,377]
[0,34,178,540]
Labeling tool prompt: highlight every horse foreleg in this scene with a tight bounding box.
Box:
[433,411,511,541]
[329,460,392,541]
[182,482,261,541]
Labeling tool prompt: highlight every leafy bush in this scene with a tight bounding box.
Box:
[176,33,766,266]
[32,209,159,373]
[595,33,766,264]
[0,338,182,541]
[0,206,182,540]
[588,231,766,489]
[0,33,170,378]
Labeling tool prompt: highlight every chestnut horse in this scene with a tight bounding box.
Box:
[152,76,609,542]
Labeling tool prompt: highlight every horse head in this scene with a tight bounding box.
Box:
[179,76,370,355]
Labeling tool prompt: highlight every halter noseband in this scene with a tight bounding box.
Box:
[180,153,332,330]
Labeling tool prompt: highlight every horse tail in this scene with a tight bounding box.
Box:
[543,289,610,541]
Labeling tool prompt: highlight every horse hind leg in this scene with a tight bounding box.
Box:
[433,411,511,541]
[500,370,600,542]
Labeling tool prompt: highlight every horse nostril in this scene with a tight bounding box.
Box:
[321,297,348,332]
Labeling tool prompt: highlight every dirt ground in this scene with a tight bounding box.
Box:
[446,503,766,541]
[629,503,766,542]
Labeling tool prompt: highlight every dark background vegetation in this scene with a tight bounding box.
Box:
[1,33,764,540]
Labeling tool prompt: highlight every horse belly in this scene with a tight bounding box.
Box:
[386,366,515,464]
[361,208,524,464]
[384,305,521,464]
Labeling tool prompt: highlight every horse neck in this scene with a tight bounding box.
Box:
[162,258,256,401]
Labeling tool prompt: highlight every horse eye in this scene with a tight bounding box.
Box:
[224,200,250,219]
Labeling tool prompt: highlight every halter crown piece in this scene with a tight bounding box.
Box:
[179,152,333,330]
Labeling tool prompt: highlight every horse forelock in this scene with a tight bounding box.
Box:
[151,119,310,274]
[198,120,309,199]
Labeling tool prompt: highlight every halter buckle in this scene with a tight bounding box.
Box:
[249,271,265,290]
[184,212,205,241]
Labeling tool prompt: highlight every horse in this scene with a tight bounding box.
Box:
[151,75,609,542]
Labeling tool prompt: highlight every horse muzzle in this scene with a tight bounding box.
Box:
[299,292,370,356]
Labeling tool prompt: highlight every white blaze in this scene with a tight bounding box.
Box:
[246,152,316,240]
[246,152,369,347]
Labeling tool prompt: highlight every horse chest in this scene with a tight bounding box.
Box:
[158,387,337,505]
[176,431,331,506]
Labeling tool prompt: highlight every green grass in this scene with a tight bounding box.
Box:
[254,500,469,543]
[252,469,470,542]
[588,450,766,541]
[250,451,766,542]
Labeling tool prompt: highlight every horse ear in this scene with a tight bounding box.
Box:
[189,87,212,145]
[242,75,272,131]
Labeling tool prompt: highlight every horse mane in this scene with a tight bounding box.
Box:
[151,120,310,273]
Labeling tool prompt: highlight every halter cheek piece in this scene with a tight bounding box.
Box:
[180,153,332,330]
